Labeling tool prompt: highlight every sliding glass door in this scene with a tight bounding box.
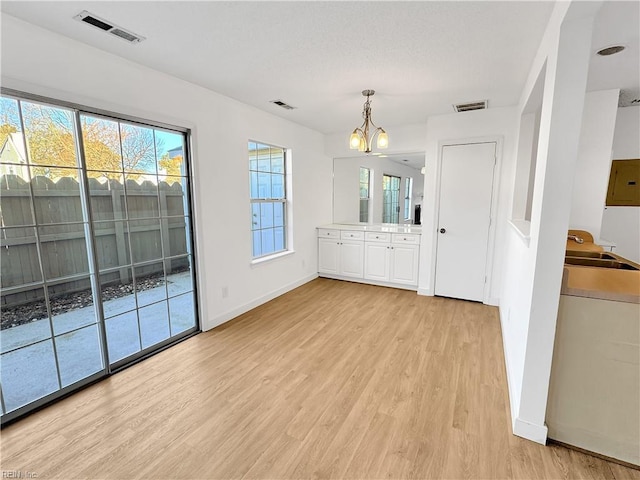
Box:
[0,91,198,422]
[382,174,401,223]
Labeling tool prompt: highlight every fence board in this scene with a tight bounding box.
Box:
[1,175,187,308]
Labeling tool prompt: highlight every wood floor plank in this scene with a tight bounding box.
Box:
[1,278,638,479]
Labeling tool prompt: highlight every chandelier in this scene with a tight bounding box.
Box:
[349,89,388,153]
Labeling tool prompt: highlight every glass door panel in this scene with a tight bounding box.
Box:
[382,174,401,223]
[81,114,198,368]
[0,97,105,418]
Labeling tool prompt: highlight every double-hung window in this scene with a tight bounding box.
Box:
[249,141,287,259]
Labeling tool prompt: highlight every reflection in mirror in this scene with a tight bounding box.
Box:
[333,152,425,224]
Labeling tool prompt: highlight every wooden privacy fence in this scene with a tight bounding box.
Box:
[1,174,189,308]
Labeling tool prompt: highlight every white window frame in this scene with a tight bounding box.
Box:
[249,141,292,263]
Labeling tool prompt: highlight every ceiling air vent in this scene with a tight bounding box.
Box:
[270,100,296,110]
[619,89,640,108]
[73,10,146,44]
[453,100,488,113]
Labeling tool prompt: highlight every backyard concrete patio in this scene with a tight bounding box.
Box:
[1,271,196,413]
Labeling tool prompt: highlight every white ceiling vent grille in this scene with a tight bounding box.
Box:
[270,100,296,110]
[73,10,145,44]
[453,100,488,113]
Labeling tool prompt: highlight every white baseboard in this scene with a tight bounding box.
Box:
[514,417,548,445]
[318,273,418,292]
[205,273,318,331]
[487,296,500,306]
[499,305,519,434]
[417,287,433,296]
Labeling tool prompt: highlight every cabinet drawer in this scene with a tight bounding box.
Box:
[392,234,420,244]
[341,230,364,241]
[318,229,339,239]
[365,232,390,243]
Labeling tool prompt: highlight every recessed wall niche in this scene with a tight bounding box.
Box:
[512,62,547,225]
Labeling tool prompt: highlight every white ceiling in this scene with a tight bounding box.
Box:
[1,1,637,135]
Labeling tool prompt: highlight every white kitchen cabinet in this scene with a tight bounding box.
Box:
[364,242,390,281]
[390,243,419,285]
[318,233,364,279]
[318,238,340,275]
[318,225,420,290]
[339,240,364,278]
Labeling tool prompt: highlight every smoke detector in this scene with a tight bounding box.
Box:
[453,100,488,113]
[73,11,146,44]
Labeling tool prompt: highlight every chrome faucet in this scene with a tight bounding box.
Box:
[568,234,584,244]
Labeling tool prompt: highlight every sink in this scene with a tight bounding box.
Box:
[564,257,639,270]
[565,250,616,260]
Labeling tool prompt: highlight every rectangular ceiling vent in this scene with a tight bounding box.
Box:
[453,100,488,113]
[270,100,296,110]
[619,89,640,108]
[73,10,146,44]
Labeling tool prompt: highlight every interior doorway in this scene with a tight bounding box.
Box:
[434,142,496,302]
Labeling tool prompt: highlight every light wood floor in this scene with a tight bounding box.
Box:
[1,278,638,479]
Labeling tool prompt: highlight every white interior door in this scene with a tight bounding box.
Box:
[435,142,496,302]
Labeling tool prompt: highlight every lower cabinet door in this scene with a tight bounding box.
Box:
[390,244,419,285]
[340,241,364,278]
[318,238,340,274]
[364,243,390,281]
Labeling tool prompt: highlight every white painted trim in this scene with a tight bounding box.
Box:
[509,219,532,247]
[514,417,548,445]
[318,273,419,292]
[499,305,519,432]
[205,273,318,331]
[487,297,500,307]
[250,249,295,266]
[417,287,433,296]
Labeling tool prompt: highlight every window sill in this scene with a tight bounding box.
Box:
[250,249,295,267]
[509,219,531,247]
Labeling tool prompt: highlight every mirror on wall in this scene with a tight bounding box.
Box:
[333,152,425,225]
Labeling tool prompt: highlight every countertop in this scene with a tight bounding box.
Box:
[318,223,422,234]
[562,246,640,304]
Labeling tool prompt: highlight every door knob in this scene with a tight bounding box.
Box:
[439,228,446,234]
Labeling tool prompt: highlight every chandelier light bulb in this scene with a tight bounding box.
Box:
[377,130,389,149]
[349,131,361,149]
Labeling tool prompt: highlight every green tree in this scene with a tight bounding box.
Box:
[0,123,17,148]
[22,104,161,180]
[158,153,183,176]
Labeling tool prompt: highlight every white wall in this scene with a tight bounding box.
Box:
[569,89,619,240]
[1,15,334,331]
[418,107,518,304]
[333,156,423,224]
[600,106,640,262]
[499,1,602,444]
